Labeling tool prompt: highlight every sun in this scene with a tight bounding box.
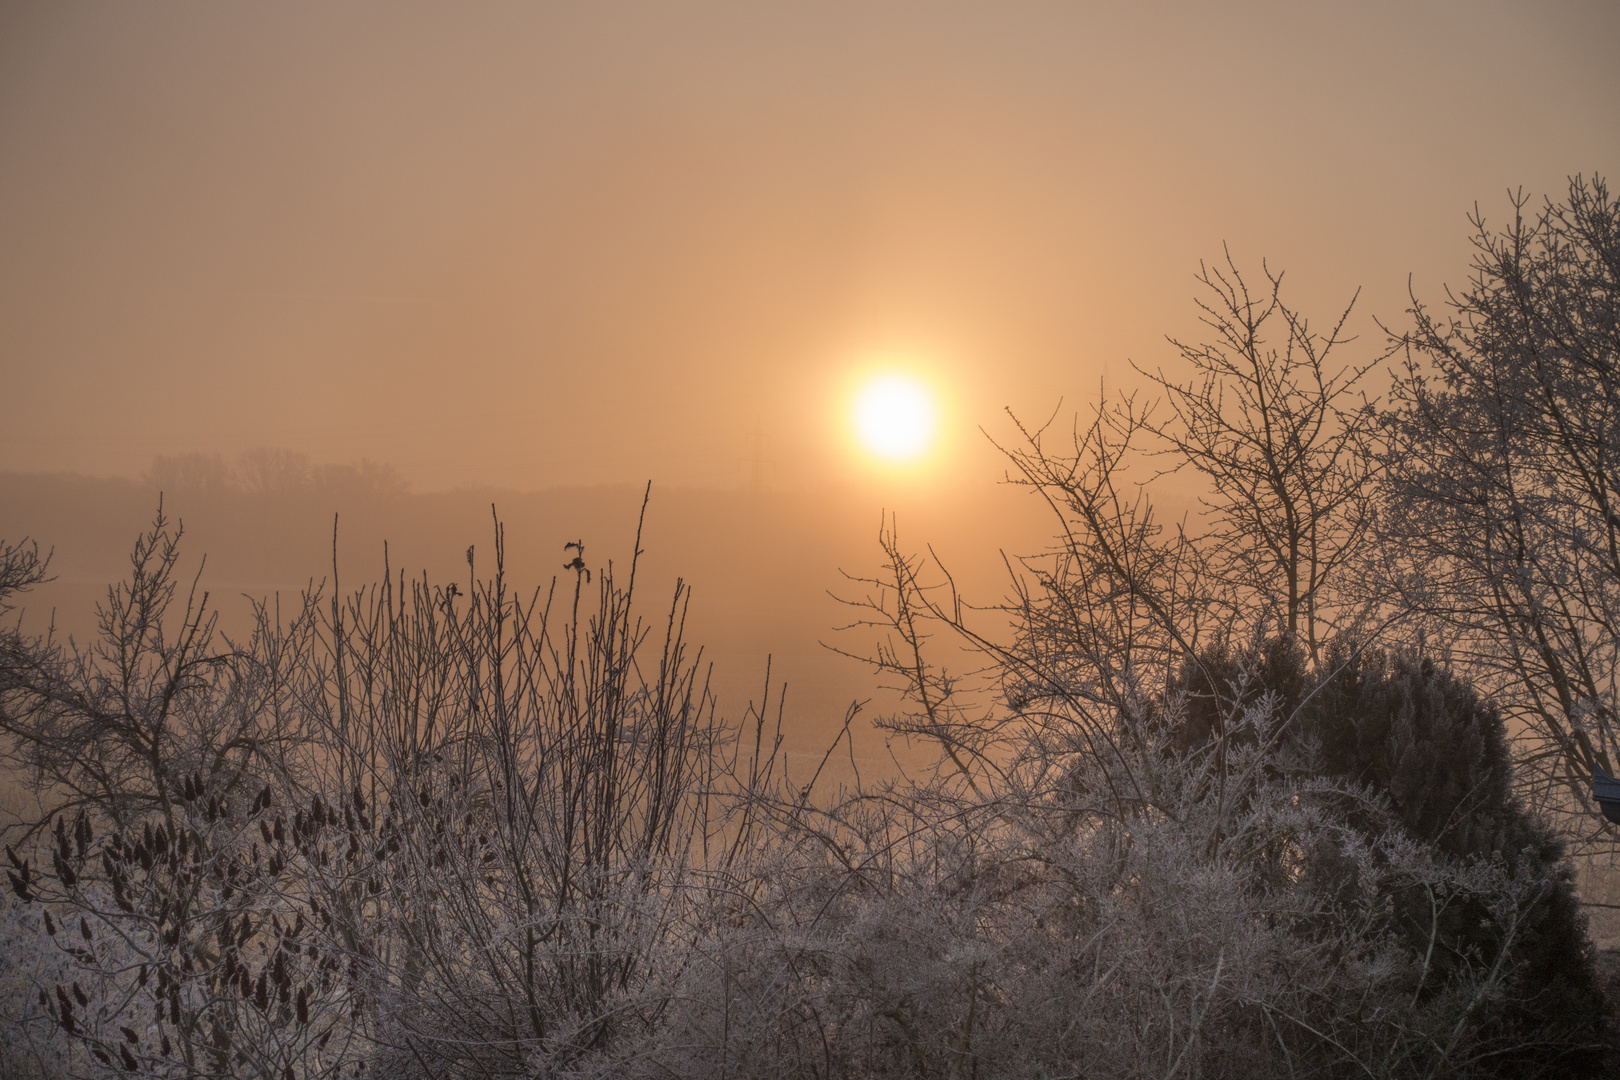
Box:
[853,374,937,463]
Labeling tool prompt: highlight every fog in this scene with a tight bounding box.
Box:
[2,0,1617,754]
[0,467,1070,775]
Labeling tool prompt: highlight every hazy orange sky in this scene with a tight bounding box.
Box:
[2,1,1617,492]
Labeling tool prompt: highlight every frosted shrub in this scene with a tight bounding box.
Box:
[0,894,76,1079]
[633,684,1597,1079]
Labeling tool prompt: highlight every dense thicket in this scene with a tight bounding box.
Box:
[1,512,1606,1077]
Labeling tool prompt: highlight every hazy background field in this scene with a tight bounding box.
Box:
[0,468,1075,781]
[4,2,1615,766]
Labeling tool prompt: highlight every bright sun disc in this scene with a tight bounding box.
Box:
[854,375,936,462]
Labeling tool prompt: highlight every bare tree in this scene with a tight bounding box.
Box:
[1385,175,1620,835]
[1139,252,1387,666]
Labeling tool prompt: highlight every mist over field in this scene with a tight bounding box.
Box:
[0,466,1059,777]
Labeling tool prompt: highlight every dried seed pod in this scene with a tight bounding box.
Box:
[254,971,269,1011]
[80,916,92,941]
[7,870,31,902]
[43,910,55,935]
[121,1025,139,1044]
[296,985,309,1024]
[72,982,89,1007]
[121,1044,138,1071]
[161,1033,172,1056]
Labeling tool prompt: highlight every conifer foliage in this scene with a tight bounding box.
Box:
[1174,641,1605,1076]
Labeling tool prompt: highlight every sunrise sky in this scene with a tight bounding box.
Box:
[3,1,1615,494]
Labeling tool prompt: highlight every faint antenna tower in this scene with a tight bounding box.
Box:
[741,420,775,494]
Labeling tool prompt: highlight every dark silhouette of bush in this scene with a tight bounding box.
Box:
[1169,641,1606,1076]
[1306,646,1604,1075]
[1163,636,1310,760]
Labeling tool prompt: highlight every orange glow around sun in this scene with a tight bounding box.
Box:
[852,374,937,463]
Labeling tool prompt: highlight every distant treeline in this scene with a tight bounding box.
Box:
[144,449,410,500]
